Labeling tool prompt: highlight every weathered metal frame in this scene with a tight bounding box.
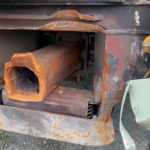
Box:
[0,3,149,147]
[0,105,114,146]
[0,5,149,33]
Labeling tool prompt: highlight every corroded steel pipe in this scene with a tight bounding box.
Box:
[4,43,80,102]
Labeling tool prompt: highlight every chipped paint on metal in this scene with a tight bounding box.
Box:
[105,35,126,91]
[50,10,99,21]
[100,35,128,121]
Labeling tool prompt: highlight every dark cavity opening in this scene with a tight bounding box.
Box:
[13,67,39,93]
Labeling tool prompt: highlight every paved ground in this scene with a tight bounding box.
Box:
[0,99,150,150]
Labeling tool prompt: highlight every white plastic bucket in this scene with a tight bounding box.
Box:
[129,79,150,130]
[120,79,150,150]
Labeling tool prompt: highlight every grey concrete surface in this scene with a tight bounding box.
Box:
[0,99,150,150]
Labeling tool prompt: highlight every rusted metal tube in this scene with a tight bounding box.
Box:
[4,43,80,102]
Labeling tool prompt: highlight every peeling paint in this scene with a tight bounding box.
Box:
[101,51,111,103]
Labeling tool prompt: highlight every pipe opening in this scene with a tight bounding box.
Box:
[13,67,39,94]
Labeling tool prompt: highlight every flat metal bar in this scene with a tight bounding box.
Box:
[0,104,114,146]
[3,87,92,118]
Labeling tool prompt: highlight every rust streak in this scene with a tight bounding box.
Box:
[101,51,111,103]
[0,114,4,130]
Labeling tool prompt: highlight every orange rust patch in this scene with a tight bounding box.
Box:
[0,114,4,130]
[42,21,104,33]
[101,51,111,103]
[97,119,112,145]
[97,129,102,134]
[104,115,111,123]
[73,130,91,138]
[102,134,109,145]
[97,115,111,134]
[53,130,74,140]
[97,125,106,134]
[0,115,12,131]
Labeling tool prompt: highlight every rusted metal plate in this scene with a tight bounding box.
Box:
[0,9,104,32]
[0,104,114,146]
[97,34,147,119]
[0,5,150,33]
[5,43,80,102]
[0,4,148,147]
[0,20,104,33]
[3,86,92,118]
[42,21,104,33]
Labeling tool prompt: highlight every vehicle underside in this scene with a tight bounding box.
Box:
[0,0,149,147]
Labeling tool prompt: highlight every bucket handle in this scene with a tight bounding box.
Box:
[144,69,150,78]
